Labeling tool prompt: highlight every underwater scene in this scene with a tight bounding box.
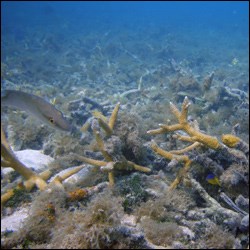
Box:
[1,1,249,249]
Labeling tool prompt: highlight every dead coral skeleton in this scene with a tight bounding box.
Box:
[72,102,151,186]
[114,71,151,101]
[188,177,245,230]
[147,96,249,190]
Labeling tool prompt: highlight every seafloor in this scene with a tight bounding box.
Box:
[1,22,249,249]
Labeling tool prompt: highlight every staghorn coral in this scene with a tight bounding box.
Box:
[72,103,151,186]
[1,125,85,205]
[147,96,249,190]
[1,125,49,195]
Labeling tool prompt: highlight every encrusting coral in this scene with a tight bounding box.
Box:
[72,102,151,186]
[147,96,249,190]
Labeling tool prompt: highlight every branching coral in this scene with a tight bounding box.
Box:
[72,102,151,186]
[1,125,84,205]
[147,96,249,190]
[1,125,50,201]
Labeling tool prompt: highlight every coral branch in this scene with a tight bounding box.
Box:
[1,170,52,205]
[96,102,120,136]
[108,102,120,131]
[72,102,150,186]
[98,118,113,136]
[127,161,151,173]
[169,142,200,155]
[93,130,113,161]
[147,97,249,190]
[147,97,247,190]
[148,97,221,150]
[151,140,191,190]
[50,166,85,188]
[1,125,48,191]
[73,153,107,167]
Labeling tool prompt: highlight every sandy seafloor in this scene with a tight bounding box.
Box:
[1,2,249,249]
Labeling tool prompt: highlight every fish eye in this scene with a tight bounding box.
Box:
[49,117,55,124]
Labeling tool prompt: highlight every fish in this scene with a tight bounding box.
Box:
[206,173,221,186]
[2,90,71,131]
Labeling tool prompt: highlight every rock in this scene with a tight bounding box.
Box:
[239,214,249,232]
[15,149,54,171]
[121,214,137,227]
[235,195,249,211]
[2,149,54,175]
[1,207,29,232]
[179,226,195,240]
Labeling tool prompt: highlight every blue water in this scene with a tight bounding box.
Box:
[1,1,249,31]
[2,1,248,45]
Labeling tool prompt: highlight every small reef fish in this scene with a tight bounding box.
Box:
[206,173,221,186]
[2,90,71,131]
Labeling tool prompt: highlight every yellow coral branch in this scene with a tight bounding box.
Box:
[221,134,241,148]
[109,102,120,130]
[147,97,224,190]
[1,170,52,205]
[108,172,115,186]
[92,110,108,123]
[98,118,113,136]
[94,130,113,161]
[50,166,84,187]
[73,101,149,187]
[73,154,107,167]
[159,123,183,132]
[169,159,192,190]
[151,140,189,163]
[169,142,200,155]
[1,189,15,205]
[148,97,221,150]
[96,102,120,136]
[172,134,194,142]
[150,141,192,190]
[151,140,174,160]
[127,161,151,173]
[1,126,48,191]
